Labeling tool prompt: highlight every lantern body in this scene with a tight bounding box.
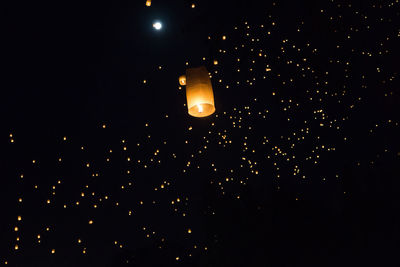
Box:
[185,66,215,118]
[179,75,186,86]
[146,0,151,6]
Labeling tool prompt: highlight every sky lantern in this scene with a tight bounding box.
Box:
[180,66,215,118]
[179,75,186,86]
[146,0,151,7]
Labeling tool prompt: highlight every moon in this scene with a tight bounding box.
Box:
[153,22,162,30]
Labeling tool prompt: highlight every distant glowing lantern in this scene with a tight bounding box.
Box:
[146,0,151,6]
[180,66,215,118]
[213,60,218,65]
[179,75,186,86]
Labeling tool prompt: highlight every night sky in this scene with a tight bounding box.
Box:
[2,0,400,266]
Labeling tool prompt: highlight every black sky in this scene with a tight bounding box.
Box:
[2,0,400,266]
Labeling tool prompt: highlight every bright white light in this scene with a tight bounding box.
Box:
[153,22,162,30]
[197,104,203,113]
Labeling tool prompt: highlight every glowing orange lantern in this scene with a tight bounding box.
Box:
[179,75,186,86]
[180,66,215,118]
[146,0,151,6]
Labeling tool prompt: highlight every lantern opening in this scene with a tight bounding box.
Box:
[188,103,215,118]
